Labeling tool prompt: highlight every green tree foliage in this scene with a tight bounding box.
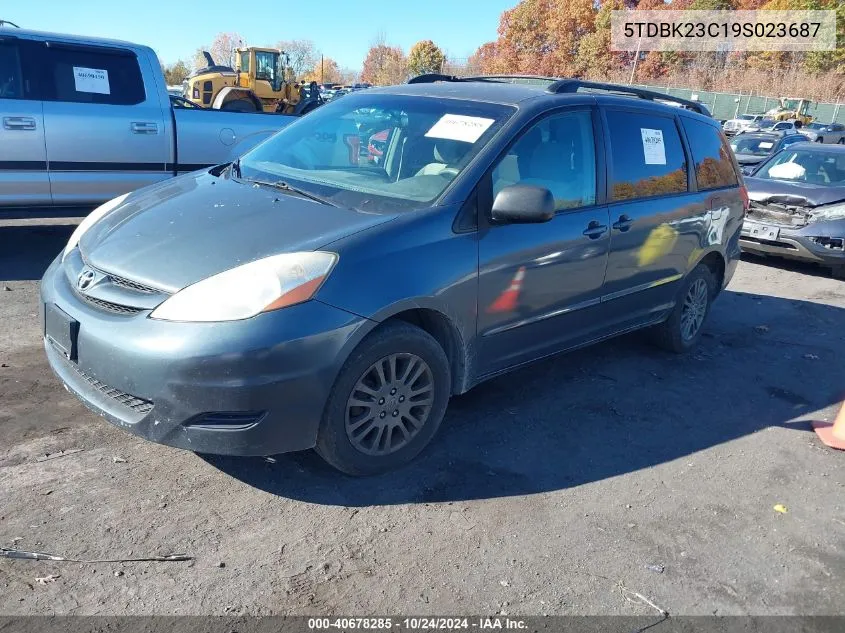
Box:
[407,40,447,76]
[163,60,190,86]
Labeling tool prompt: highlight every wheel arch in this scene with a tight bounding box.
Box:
[692,248,727,290]
[212,87,263,112]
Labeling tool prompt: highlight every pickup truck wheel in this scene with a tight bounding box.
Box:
[221,99,256,112]
[838,138,845,145]
[649,264,716,354]
[315,322,451,476]
[816,137,824,143]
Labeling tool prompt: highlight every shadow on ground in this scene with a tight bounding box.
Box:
[0,224,75,282]
[205,287,845,505]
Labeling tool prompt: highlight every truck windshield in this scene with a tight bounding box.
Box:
[238,94,515,211]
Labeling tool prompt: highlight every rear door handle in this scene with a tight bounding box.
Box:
[3,116,36,130]
[612,214,633,231]
[582,220,608,239]
[131,122,159,134]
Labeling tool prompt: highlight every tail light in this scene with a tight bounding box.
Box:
[739,184,750,213]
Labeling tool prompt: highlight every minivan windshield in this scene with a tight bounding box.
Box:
[238,94,515,211]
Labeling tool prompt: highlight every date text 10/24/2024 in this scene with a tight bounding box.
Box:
[308,617,529,630]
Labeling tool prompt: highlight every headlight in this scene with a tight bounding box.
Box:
[808,201,845,223]
[63,193,130,261]
[150,251,337,322]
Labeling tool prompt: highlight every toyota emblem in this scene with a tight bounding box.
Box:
[77,268,97,291]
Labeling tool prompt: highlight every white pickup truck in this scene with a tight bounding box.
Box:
[0,28,295,207]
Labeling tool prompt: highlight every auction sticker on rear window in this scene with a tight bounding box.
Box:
[73,67,110,94]
[425,114,495,143]
[641,128,666,165]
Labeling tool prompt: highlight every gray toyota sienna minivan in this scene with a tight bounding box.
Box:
[41,76,746,475]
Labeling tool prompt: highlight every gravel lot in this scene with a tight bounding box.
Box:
[1,216,843,616]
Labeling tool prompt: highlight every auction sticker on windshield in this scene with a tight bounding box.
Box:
[426,114,495,143]
[641,128,666,165]
[73,67,110,94]
[758,141,774,149]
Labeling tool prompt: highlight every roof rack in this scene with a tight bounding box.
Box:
[406,74,711,117]
[546,79,711,116]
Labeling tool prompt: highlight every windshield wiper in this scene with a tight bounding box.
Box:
[245,178,338,207]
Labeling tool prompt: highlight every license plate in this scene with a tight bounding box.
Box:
[744,223,779,240]
[45,303,79,362]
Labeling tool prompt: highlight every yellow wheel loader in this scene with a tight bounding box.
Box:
[184,48,323,115]
[765,98,814,125]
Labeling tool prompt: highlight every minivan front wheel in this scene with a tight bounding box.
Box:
[650,264,716,353]
[316,322,450,475]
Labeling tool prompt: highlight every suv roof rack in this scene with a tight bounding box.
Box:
[545,79,711,116]
[406,74,711,117]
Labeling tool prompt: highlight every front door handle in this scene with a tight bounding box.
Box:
[612,214,633,231]
[131,122,159,134]
[582,220,608,239]
[3,116,36,130]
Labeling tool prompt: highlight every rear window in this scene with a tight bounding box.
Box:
[42,45,145,105]
[681,118,738,191]
[606,110,688,202]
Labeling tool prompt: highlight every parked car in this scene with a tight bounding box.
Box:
[41,78,744,474]
[729,132,808,174]
[722,113,765,136]
[740,143,845,278]
[0,29,294,208]
[744,118,801,134]
[800,122,845,145]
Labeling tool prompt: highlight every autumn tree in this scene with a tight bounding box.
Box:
[361,41,407,85]
[407,40,446,76]
[468,42,503,74]
[276,39,318,80]
[162,60,191,85]
[205,32,244,67]
[302,57,343,84]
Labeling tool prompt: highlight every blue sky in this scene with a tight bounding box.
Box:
[8,0,517,69]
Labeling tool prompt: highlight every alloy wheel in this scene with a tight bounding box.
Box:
[680,278,709,342]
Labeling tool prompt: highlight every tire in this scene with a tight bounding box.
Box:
[221,99,257,112]
[649,264,717,354]
[838,138,845,145]
[315,321,451,476]
[831,265,845,280]
[816,137,824,143]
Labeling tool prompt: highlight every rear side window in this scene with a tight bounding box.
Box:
[681,117,738,190]
[606,110,688,202]
[0,42,24,99]
[42,45,145,105]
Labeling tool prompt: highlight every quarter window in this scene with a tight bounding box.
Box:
[606,110,688,201]
[42,45,145,105]
[681,117,738,190]
[491,110,597,211]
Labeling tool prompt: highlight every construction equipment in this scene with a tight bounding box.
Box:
[765,98,814,125]
[184,48,322,115]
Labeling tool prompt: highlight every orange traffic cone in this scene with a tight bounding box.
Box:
[813,401,845,450]
[487,266,526,314]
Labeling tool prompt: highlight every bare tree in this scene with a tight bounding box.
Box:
[276,39,318,80]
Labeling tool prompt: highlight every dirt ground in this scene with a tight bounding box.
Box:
[1,217,844,617]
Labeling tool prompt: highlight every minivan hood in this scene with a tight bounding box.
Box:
[80,171,397,293]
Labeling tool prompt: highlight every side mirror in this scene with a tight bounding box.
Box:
[491,185,555,224]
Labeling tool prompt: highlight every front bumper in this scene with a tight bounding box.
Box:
[739,219,845,268]
[40,254,373,456]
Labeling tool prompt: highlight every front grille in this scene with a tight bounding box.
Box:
[80,295,143,315]
[108,274,158,294]
[69,363,153,415]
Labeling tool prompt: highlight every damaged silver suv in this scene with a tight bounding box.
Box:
[741,143,845,278]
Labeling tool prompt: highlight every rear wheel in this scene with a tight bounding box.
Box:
[816,137,824,143]
[650,264,717,353]
[221,99,257,112]
[315,322,451,476]
[838,138,845,145]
